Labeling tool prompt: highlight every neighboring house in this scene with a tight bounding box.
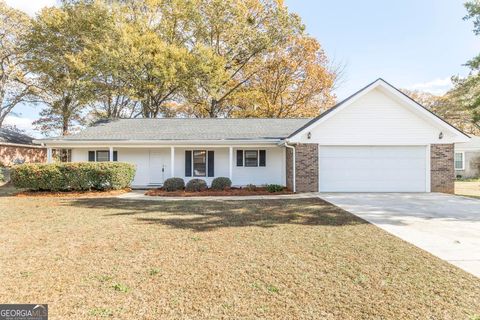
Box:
[454,136,480,179]
[0,128,46,166]
[35,79,469,193]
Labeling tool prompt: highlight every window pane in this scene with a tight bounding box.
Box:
[245,150,258,167]
[193,150,206,176]
[96,151,110,162]
[454,153,463,169]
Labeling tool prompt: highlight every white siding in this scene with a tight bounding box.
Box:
[69,146,286,187]
[292,87,457,145]
[232,147,285,186]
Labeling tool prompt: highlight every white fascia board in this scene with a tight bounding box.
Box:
[0,142,45,148]
[36,139,283,148]
[377,81,470,142]
[288,78,470,143]
[288,80,383,142]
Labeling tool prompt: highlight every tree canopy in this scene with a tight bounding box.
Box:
[0,1,34,127]
[4,0,337,135]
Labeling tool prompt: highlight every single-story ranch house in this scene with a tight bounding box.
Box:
[36,79,470,193]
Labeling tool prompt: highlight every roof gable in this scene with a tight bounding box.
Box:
[288,78,470,143]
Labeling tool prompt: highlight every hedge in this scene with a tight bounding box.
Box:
[163,177,185,191]
[11,162,136,191]
[185,178,207,192]
[211,177,232,190]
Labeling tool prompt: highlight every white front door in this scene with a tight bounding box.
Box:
[319,146,427,192]
[149,151,167,185]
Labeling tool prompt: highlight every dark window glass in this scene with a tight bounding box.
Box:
[244,150,258,167]
[193,150,206,176]
[236,150,243,166]
[259,150,266,167]
[96,150,110,162]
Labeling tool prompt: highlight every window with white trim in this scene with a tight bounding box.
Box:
[236,149,266,167]
[244,150,258,167]
[193,150,207,176]
[454,152,465,170]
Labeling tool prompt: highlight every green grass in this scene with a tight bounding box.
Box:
[0,197,479,319]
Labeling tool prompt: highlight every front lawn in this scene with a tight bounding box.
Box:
[0,196,479,319]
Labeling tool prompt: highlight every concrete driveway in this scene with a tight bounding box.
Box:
[319,193,480,278]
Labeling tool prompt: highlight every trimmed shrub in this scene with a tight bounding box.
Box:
[211,177,232,190]
[163,177,185,191]
[266,184,284,193]
[11,162,136,191]
[185,178,207,192]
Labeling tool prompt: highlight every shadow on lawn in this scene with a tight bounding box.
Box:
[66,197,367,231]
[0,182,19,197]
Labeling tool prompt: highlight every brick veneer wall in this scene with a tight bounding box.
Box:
[431,144,454,194]
[0,144,46,166]
[285,144,318,193]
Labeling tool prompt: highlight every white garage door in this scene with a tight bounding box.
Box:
[319,146,427,192]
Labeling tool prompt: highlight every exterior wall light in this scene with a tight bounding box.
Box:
[307,132,312,139]
[439,132,443,140]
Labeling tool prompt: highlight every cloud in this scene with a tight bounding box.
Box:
[5,0,57,16]
[405,77,453,96]
[3,115,40,138]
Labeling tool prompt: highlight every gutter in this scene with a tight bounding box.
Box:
[0,142,45,149]
[284,140,296,193]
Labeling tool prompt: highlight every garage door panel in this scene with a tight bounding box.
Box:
[319,146,427,192]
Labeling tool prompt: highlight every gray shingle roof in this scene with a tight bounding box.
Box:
[0,128,35,145]
[47,118,313,141]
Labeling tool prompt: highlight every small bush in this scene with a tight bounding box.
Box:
[185,178,207,192]
[10,162,136,191]
[211,177,232,190]
[245,184,257,191]
[0,169,3,183]
[163,177,185,191]
[266,184,284,193]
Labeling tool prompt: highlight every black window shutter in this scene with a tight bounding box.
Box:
[88,151,95,162]
[185,150,192,177]
[259,150,266,167]
[207,151,214,177]
[236,150,243,166]
[113,151,118,161]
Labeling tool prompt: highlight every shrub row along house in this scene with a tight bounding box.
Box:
[36,79,470,193]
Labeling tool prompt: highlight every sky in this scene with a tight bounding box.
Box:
[3,0,480,136]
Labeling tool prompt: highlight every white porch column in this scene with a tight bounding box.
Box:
[46,147,52,163]
[170,146,175,177]
[229,146,233,181]
[109,146,113,162]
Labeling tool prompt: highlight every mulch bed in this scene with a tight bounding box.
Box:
[145,187,293,197]
[15,188,130,198]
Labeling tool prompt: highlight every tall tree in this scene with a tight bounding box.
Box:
[0,1,34,127]
[445,1,480,133]
[81,0,199,119]
[24,1,114,135]
[182,0,304,117]
[231,36,336,118]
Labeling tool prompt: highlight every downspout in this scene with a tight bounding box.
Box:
[284,141,296,193]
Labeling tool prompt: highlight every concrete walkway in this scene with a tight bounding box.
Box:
[118,190,319,201]
[319,193,480,278]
